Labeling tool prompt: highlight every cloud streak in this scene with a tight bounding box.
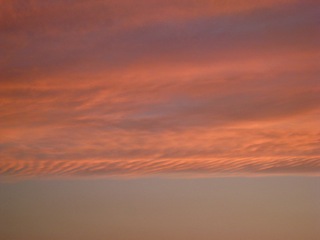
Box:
[1,157,320,178]
[0,0,319,178]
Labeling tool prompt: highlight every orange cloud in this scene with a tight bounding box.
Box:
[0,0,319,178]
[1,156,319,178]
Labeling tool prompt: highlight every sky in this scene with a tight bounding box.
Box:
[0,1,319,239]
[1,177,320,240]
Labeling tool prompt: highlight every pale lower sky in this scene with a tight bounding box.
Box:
[1,177,319,240]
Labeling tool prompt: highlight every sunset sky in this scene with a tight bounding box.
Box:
[0,0,319,239]
[1,0,319,178]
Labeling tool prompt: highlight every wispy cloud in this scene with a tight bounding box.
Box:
[0,0,319,178]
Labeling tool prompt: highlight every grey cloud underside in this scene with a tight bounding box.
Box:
[1,1,319,81]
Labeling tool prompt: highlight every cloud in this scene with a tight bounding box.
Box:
[1,157,319,178]
[0,0,319,178]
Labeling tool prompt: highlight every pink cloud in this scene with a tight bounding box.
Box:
[0,0,319,178]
